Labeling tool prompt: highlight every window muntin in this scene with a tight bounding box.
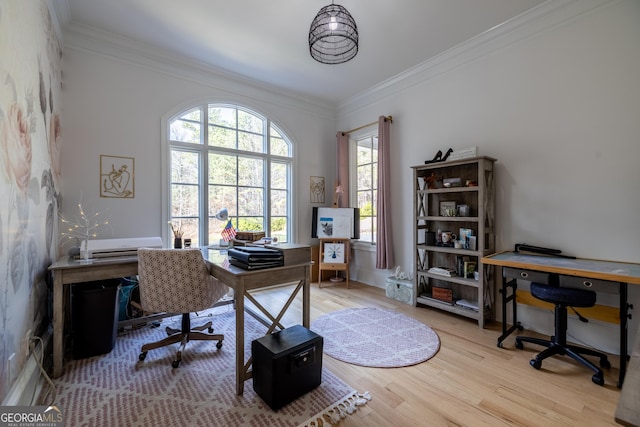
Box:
[355,135,378,243]
[168,104,292,246]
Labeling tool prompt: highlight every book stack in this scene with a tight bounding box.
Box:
[428,266,456,277]
[227,246,284,270]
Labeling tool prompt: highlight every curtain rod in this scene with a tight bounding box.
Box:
[341,115,393,135]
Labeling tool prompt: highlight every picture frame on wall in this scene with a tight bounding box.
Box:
[310,176,325,204]
[100,155,134,198]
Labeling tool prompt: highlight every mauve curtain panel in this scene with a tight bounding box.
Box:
[376,116,394,269]
[336,131,350,207]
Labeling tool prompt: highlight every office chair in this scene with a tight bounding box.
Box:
[137,248,229,368]
[515,282,611,385]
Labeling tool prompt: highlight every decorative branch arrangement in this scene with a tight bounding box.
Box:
[60,202,110,263]
[168,221,184,239]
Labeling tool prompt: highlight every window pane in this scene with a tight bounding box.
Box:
[239,217,263,232]
[271,162,286,189]
[357,190,373,216]
[358,164,372,190]
[357,189,374,242]
[208,185,236,217]
[171,150,199,184]
[270,137,289,156]
[209,153,237,185]
[270,125,290,157]
[170,109,201,143]
[238,109,264,133]
[208,125,235,148]
[238,187,263,216]
[171,183,199,217]
[357,145,371,165]
[238,130,263,153]
[270,189,287,216]
[209,106,236,128]
[238,157,263,186]
[271,217,287,243]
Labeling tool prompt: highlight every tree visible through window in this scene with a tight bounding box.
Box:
[355,135,377,243]
[167,104,292,246]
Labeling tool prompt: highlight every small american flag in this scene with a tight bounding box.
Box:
[221,219,237,241]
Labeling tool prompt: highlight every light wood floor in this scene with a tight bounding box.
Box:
[256,280,624,426]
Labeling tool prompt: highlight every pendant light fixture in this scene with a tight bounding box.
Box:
[309,2,358,64]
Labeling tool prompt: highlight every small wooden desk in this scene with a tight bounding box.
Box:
[482,251,640,388]
[48,249,311,395]
[616,325,640,426]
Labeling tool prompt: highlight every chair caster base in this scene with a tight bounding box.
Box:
[139,351,147,361]
[172,359,181,368]
[592,373,604,386]
[530,358,541,370]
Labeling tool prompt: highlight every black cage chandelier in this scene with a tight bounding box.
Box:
[309,2,358,64]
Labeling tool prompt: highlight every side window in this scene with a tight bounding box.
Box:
[167,104,293,246]
[354,135,378,243]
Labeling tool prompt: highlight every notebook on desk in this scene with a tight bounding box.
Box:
[227,247,283,263]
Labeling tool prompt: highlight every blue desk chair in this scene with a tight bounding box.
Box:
[515,282,611,386]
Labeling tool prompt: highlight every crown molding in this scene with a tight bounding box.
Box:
[62,22,336,120]
[338,0,618,115]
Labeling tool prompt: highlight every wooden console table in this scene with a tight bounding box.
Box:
[482,251,640,388]
[49,249,311,395]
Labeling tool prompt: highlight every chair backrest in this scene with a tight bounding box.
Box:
[137,248,228,314]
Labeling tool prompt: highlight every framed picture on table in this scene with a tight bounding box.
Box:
[323,243,345,263]
[440,201,456,217]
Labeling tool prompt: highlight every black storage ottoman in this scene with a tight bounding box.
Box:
[252,325,323,410]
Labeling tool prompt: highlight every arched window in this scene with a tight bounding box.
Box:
[165,104,293,246]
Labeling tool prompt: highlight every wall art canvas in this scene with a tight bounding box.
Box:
[310,176,325,204]
[100,155,134,198]
[323,243,345,263]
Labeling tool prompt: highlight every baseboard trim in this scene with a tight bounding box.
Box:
[1,328,52,406]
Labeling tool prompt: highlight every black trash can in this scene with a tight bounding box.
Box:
[72,279,121,359]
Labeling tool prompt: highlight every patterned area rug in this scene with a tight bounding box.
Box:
[311,307,440,368]
[52,308,369,426]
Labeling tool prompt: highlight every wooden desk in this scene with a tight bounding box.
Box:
[482,251,640,388]
[616,325,640,426]
[48,250,311,395]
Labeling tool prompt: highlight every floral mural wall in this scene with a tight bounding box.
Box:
[0,2,62,401]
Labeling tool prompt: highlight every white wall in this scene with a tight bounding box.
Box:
[61,31,336,248]
[338,0,640,353]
